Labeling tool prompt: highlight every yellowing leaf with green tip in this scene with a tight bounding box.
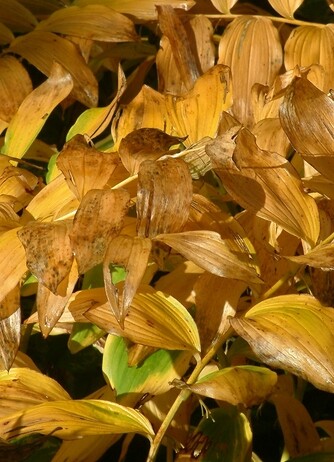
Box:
[103,335,192,398]
[2,62,73,159]
[0,399,154,441]
[85,285,201,353]
[230,294,334,392]
[188,365,277,407]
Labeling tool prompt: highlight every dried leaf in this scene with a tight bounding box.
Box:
[284,25,334,92]
[84,285,201,353]
[0,399,154,440]
[0,0,37,32]
[153,230,261,285]
[103,235,152,326]
[18,221,74,294]
[136,158,193,238]
[252,118,291,158]
[7,31,98,107]
[57,135,120,201]
[0,285,20,320]
[218,16,283,126]
[0,56,32,124]
[206,128,320,246]
[285,242,334,270]
[230,294,334,392]
[181,137,212,179]
[36,4,138,42]
[165,65,232,146]
[268,0,304,18]
[2,62,73,159]
[70,189,130,274]
[0,307,20,371]
[188,365,277,407]
[119,128,185,176]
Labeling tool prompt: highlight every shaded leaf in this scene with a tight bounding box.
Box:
[230,294,334,392]
[187,365,277,407]
[84,285,201,353]
[0,307,20,371]
[2,62,73,159]
[36,4,138,42]
[165,65,232,146]
[0,22,14,45]
[0,399,154,440]
[210,0,238,13]
[103,235,152,327]
[103,335,191,397]
[206,128,320,246]
[137,158,193,238]
[70,189,130,274]
[285,241,334,270]
[7,30,98,107]
[0,285,20,320]
[154,230,261,285]
[57,134,120,201]
[0,0,37,32]
[18,221,73,294]
[287,454,334,462]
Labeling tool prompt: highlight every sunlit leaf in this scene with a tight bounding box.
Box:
[165,65,232,146]
[68,322,105,354]
[137,158,193,238]
[210,0,238,13]
[187,365,277,406]
[218,16,283,126]
[268,0,304,18]
[70,189,130,274]
[0,285,20,320]
[103,235,152,326]
[252,118,291,158]
[57,135,120,201]
[0,0,37,32]
[2,62,73,159]
[206,128,320,246]
[230,294,334,392]
[85,285,201,353]
[0,307,20,371]
[103,335,191,398]
[7,31,97,107]
[154,230,261,285]
[0,399,154,440]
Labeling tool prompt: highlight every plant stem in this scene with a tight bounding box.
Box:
[146,331,230,461]
[204,13,325,28]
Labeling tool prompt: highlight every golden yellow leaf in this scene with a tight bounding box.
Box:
[0,202,20,232]
[7,31,97,107]
[137,158,193,238]
[252,118,291,158]
[231,294,334,392]
[18,220,73,294]
[36,4,138,42]
[206,128,320,246]
[188,365,277,406]
[285,241,334,269]
[165,64,232,146]
[0,163,38,211]
[210,0,238,13]
[0,285,20,320]
[218,16,283,126]
[0,22,14,45]
[0,306,20,371]
[268,0,304,18]
[0,56,32,124]
[103,235,151,327]
[2,62,73,159]
[57,135,120,201]
[285,25,334,92]
[70,189,130,274]
[0,0,37,32]
[154,230,261,285]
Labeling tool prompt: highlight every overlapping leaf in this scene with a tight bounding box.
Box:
[206,128,320,246]
[0,0,37,32]
[0,306,20,371]
[285,241,334,270]
[230,294,334,392]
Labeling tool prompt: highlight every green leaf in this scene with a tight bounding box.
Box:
[103,335,192,398]
[68,322,105,354]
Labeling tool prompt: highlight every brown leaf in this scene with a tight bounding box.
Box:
[136,158,193,238]
[36,4,139,42]
[0,285,20,320]
[18,221,73,294]
[218,16,283,126]
[70,189,130,274]
[8,30,98,107]
[206,128,320,246]
[57,134,120,201]
[103,235,152,327]
[119,128,185,175]
[0,306,20,371]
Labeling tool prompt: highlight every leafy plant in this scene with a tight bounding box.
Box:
[0,0,334,461]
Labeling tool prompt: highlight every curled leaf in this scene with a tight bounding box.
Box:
[0,306,20,371]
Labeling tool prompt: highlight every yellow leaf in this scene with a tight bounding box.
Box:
[0,307,20,371]
[230,294,334,392]
[137,158,193,238]
[206,128,320,246]
[7,31,97,107]
[286,242,334,270]
[210,0,238,13]
[0,22,14,45]
[218,16,283,126]
[0,0,37,32]
[188,365,277,407]
[2,62,73,159]
[268,0,304,18]
[165,64,232,146]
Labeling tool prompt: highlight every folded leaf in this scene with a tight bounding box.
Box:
[0,307,20,371]
[230,294,334,392]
